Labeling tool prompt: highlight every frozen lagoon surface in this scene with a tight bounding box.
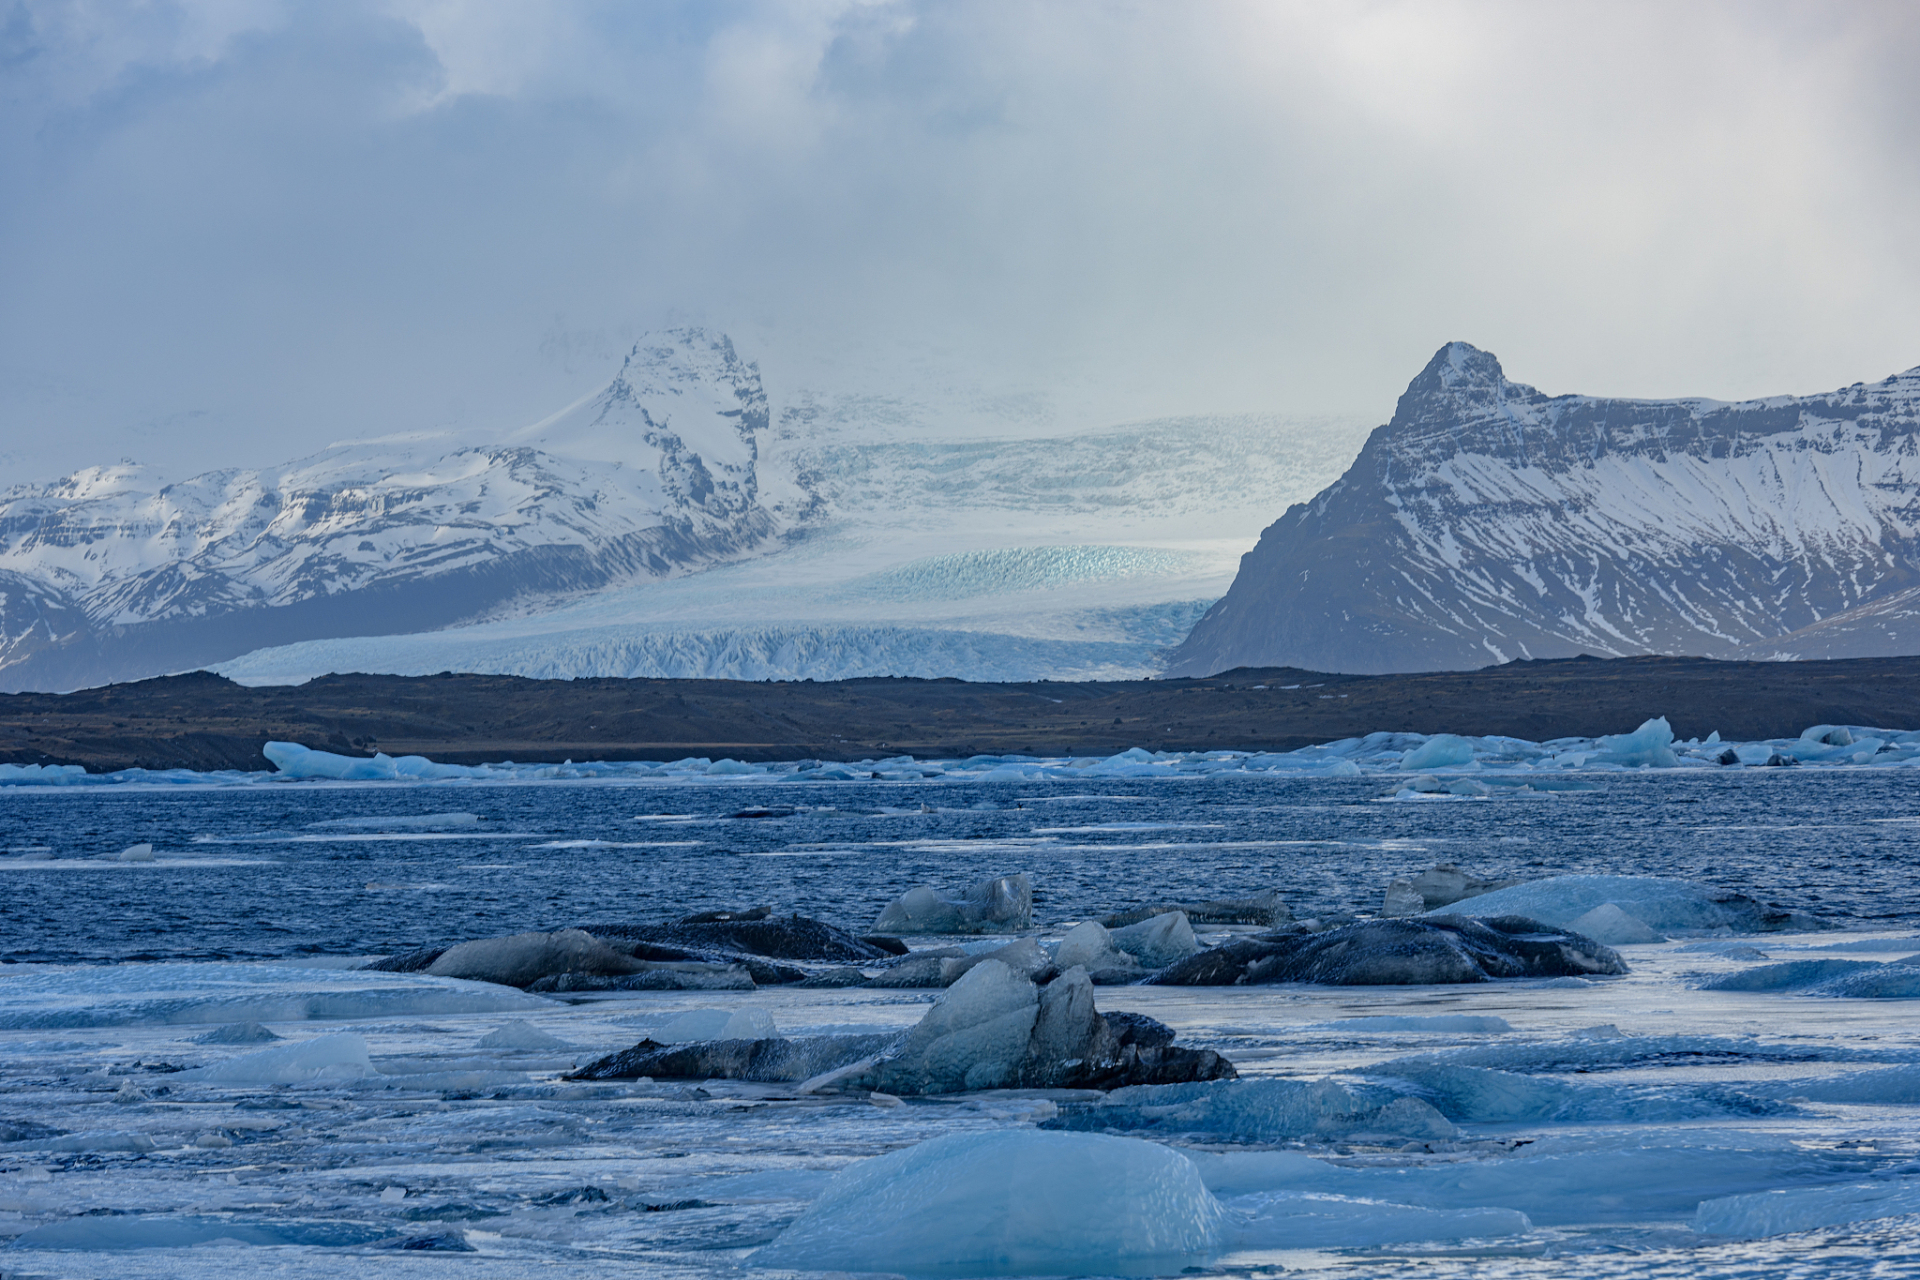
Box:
[4,755,1920,1276]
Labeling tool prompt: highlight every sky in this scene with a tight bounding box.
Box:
[3,0,1918,483]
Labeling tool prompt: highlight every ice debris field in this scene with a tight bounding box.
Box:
[0,715,1906,787]
[5,740,1920,1277]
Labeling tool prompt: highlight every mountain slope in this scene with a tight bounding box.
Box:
[0,329,777,691]
[1166,343,1920,676]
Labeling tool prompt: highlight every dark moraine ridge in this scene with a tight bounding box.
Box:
[5,654,1920,772]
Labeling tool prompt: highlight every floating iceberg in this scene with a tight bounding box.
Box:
[1438,875,1828,935]
[424,928,648,988]
[176,1032,373,1084]
[1109,911,1201,968]
[0,961,551,1029]
[11,1216,391,1250]
[9,716,1920,790]
[1696,1179,1920,1238]
[751,1131,1223,1276]
[1228,1191,1531,1249]
[873,873,1034,935]
[1702,957,1920,998]
[656,1007,777,1043]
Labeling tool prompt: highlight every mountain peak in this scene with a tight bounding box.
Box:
[1410,341,1507,394]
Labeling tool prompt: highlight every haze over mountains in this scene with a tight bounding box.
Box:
[1169,343,1920,676]
[8,330,1920,693]
[0,330,1367,692]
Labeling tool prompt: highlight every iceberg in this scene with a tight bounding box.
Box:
[1437,874,1827,934]
[1228,1192,1531,1249]
[176,1031,373,1084]
[1696,1179,1920,1238]
[0,961,550,1029]
[1564,902,1665,944]
[1401,735,1476,770]
[871,959,1039,1094]
[1054,920,1141,977]
[424,929,649,988]
[1588,717,1681,767]
[873,872,1034,934]
[751,1131,1223,1276]
[1109,911,1201,968]
[1045,1077,1456,1144]
[11,1216,391,1250]
[655,1007,777,1043]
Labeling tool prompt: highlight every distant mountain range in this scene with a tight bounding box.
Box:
[0,330,780,691]
[1168,342,1920,675]
[0,329,1366,692]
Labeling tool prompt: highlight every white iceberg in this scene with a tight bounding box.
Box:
[751,1130,1222,1276]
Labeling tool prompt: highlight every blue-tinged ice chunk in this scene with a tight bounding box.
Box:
[176,1031,373,1084]
[1401,735,1475,770]
[1190,1131,1884,1227]
[1437,874,1819,934]
[11,1216,392,1250]
[1044,1078,1452,1143]
[750,1131,1222,1276]
[1696,1179,1920,1238]
[1589,717,1679,767]
[0,961,550,1029]
[1369,1061,1790,1125]
[1226,1192,1531,1249]
[1320,1015,1513,1033]
[1817,962,1920,999]
[1759,1064,1920,1104]
[263,741,483,781]
[1700,959,1880,992]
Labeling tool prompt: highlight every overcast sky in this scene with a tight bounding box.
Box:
[3,0,1917,482]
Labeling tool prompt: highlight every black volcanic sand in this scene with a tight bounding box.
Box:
[4,654,1920,773]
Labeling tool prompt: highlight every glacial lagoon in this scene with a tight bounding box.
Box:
[3,727,1920,1277]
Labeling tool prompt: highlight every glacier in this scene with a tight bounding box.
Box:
[0,328,1373,690]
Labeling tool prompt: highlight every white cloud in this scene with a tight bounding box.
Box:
[1,0,1916,481]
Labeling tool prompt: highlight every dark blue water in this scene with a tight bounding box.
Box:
[3,770,1918,964]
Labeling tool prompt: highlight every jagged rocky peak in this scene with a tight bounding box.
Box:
[1167,343,1920,676]
[0,327,783,692]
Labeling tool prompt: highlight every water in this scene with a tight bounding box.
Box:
[3,769,1920,1277]
[4,771,1918,965]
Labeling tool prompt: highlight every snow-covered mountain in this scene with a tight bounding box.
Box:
[1167,342,1920,676]
[0,330,778,691]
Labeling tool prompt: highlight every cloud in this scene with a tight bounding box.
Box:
[1,0,1917,481]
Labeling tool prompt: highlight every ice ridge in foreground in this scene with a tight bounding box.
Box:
[9,716,1920,787]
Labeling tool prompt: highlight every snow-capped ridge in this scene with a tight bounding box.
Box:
[1170,343,1920,675]
[0,328,781,691]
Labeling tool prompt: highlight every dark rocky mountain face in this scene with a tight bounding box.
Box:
[1167,342,1920,675]
[0,329,777,692]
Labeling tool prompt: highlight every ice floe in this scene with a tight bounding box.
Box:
[15,715,1920,788]
[751,1131,1223,1276]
